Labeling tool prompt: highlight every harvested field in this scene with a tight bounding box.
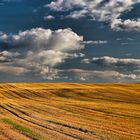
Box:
[0,83,140,140]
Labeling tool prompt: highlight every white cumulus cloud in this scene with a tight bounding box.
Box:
[47,0,140,31]
[0,28,85,79]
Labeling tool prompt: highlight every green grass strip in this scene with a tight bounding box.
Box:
[1,118,47,140]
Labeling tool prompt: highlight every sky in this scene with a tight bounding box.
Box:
[0,0,140,82]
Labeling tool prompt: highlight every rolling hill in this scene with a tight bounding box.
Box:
[0,83,140,140]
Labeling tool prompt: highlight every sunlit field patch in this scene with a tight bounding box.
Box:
[0,83,140,140]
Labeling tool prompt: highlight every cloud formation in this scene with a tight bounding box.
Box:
[0,51,20,62]
[81,56,140,82]
[82,56,140,67]
[43,15,55,20]
[47,0,140,31]
[0,28,84,79]
[64,69,139,82]
[83,40,108,45]
[111,18,140,31]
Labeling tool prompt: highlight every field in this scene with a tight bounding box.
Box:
[0,83,140,140]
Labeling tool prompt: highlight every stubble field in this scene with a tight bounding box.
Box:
[0,83,140,140]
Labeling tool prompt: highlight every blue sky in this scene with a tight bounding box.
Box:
[0,0,140,82]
